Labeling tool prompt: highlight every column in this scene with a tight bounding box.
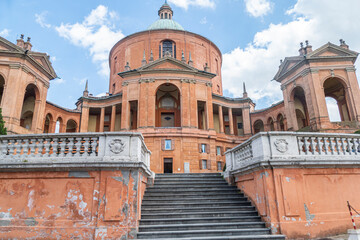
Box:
[189,83,197,128]
[229,108,234,135]
[242,107,251,135]
[31,99,41,132]
[80,106,89,132]
[206,84,214,130]
[219,105,224,133]
[110,105,116,131]
[99,107,105,132]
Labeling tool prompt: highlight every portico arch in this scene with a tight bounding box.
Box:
[43,113,53,133]
[267,117,275,131]
[155,83,181,127]
[66,119,77,132]
[277,113,285,131]
[291,87,309,130]
[323,77,350,122]
[253,119,264,134]
[0,74,5,106]
[20,84,40,130]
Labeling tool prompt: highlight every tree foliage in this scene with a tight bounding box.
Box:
[0,108,7,135]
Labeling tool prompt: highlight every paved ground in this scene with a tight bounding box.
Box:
[315,234,348,240]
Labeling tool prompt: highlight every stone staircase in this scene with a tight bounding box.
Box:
[137,173,286,240]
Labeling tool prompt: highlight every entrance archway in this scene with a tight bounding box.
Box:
[155,83,180,127]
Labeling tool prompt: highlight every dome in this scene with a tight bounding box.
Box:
[148,19,184,31]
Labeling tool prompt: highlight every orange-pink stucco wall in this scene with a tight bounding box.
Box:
[0,169,148,239]
[234,168,360,239]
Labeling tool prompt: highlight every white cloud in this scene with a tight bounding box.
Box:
[223,0,360,109]
[244,0,272,17]
[168,0,215,10]
[52,77,65,85]
[0,29,10,37]
[96,92,106,97]
[200,17,207,24]
[50,56,56,62]
[55,5,124,77]
[35,12,51,28]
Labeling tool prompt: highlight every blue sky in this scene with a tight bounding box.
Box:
[1,0,359,120]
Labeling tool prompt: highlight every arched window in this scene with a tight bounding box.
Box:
[43,113,53,133]
[277,114,285,131]
[267,117,275,131]
[253,120,264,134]
[156,84,180,127]
[160,40,176,58]
[324,78,350,122]
[55,117,63,133]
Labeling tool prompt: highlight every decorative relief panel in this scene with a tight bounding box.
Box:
[109,139,125,154]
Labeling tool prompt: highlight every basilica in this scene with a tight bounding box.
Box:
[0,2,359,174]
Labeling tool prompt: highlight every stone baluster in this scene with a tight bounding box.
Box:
[328,137,335,155]
[297,136,304,155]
[356,137,360,154]
[1,139,9,158]
[63,138,69,156]
[73,137,82,157]
[8,139,16,157]
[323,137,330,155]
[88,137,95,156]
[29,138,37,157]
[17,139,24,159]
[82,137,90,156]
[43,138,51,157]
[339,137,345,155]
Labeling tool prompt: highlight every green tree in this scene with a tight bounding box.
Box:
[355,129,360,134]
[0,108,7,135]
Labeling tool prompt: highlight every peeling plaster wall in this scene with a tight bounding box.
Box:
[0,170,148,239]
[233,168,360,239]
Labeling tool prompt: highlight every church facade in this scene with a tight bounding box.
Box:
[0,2,359,174]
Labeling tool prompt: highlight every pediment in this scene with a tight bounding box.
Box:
[0,37,23,52]
[31,54,52,73]
[273,57,303,82]
[307,42,358,59]
[139,57,198,72]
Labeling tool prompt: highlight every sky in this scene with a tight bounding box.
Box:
[1,0,359,121]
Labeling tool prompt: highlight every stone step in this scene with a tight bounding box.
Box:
[140,211,258,220]
[140,216,263,225]
[144,189,241,195]
[136,235,286,240]
[143,197,247,205]
[155,177,224,182]
[138,222,266,232]
[141,201,252,208]
[153,181,228,185]
[144,191,243,198]
[146,185,237,191]
[156,173,221,177]
[142,196,247,202]
[141,205,255,214]
[136,228,271,239]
